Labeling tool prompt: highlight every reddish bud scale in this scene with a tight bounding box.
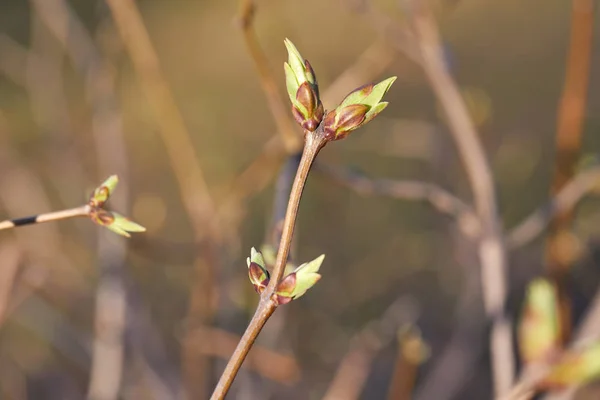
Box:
[92,209,115,225]
[304,60,319,97]
[253,283,268,294]
[322,104,369,141]
[293,82,324,132]
[322,111,337,141]
[296,82,316,116]
[276,295,293,305]
[276,272,297,297]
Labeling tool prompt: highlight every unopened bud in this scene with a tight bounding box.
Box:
[283,39,324,132]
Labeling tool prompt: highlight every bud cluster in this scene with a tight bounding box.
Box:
[246,247,324,305]
[284,39,395,140]
[88,175,146,237]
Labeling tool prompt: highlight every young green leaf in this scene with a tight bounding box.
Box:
[90,209,146,238]
[90,175,119,207]
[518,278,561,364]
[323,77,396,140]
[275,254,324,304]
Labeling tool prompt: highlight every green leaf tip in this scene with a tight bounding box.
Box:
[90,175,119,207]
[518,278,561,365]
[89,209,146,238]
[276,254,324,304]
[247,247,266,269]
[247,247,270,294]
[323,76,396,141]
[283,38,323,132]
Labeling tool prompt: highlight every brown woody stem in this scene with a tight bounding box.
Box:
[210,128,327,399]
[0,205,90,231]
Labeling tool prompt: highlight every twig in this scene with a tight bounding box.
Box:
[0,241,22,326]
[545,0,594,345]
[30,2,132,399]
[238,0,301,153]
[411,5,514,395]
[315,162,480,237]
[322,296,419,400]
[104,0,216,232]
[0,34,29,86]
[507,166,600,249]
[103,1,221,396]
[0,206,90,231]
[387,328,428,400]
[27,10,87,205]
[186,326,301,384]
[500,364,553,400]
[211,127,328,399]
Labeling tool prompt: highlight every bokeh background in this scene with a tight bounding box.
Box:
[0,0,600,399]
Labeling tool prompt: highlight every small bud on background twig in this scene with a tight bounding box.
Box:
[88,175,146,238]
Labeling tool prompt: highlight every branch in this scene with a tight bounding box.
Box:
[507,166,600,249]
[104,0,217,234]
[322,296,419,400]
[186,326,301,385]
[544,0,595,344]
[210,128,328,399]
[315,162,480,237]
[411,4,514,395]
[102,2,222,396]
[0,206,89,230]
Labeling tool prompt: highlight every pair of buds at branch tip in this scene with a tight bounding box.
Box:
[247,247,324,305]
[88,175,146,238]
[284,38,396,140]
[518,278,600,389]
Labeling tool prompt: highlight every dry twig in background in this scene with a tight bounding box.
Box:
[545,0,594,344]
[316,162,479,238]
[507,166,600,249]
[31,1,132,397]
[187,326,301,385]
[103,1,222,396]
[410,4,514,396]
[323,297,419,400]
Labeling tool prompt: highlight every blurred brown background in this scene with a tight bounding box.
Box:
[0,0,599,399]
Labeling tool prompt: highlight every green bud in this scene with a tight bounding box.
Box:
[89,209,146,238]
[275,254,324,305]
[322,77,396,141]
[247,247,270,294]
[90,175,119,207]
[518,279,561,365]
[283,38,323,132]
[247,247,267,270]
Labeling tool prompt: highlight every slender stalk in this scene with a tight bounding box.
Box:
[412,6,514,396]
[210,129,327,400]
[545,0,594,345]
[0,205,89,231]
